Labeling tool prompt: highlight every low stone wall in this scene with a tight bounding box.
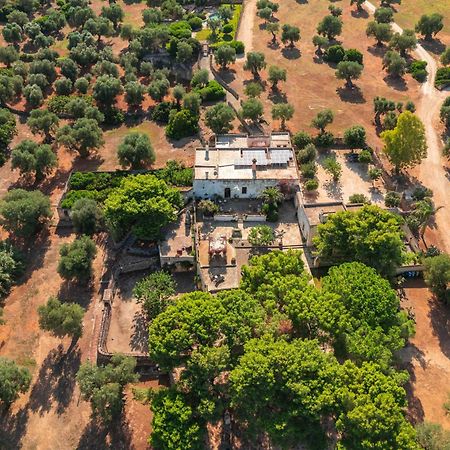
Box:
[96,264,159,373]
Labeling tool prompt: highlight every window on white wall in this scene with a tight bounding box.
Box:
[242,186,247,194]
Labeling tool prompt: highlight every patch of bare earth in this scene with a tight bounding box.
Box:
[399,279,450,429]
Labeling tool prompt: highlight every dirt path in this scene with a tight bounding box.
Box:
[235,0,257,54]
[365,1,450,253]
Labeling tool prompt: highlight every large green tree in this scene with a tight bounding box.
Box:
[103,174,183,240]
[38,296,84,339]
[11,140,57,182]
[0,189,52,238]
[77,354,138,422]
[0,357,31,405]
[57,236,97,283]
[313,205,405,276]
[381,111,427,174]
[117,132,155,169]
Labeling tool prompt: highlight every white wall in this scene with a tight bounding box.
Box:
[194,179,281,199]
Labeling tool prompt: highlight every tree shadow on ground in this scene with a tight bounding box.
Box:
[419,38,446,56]
[336,86,366,104]
[77,416,135,450]
[130,310,149,353]
[27,344,81,416]
[281,47,301,60]
[367,44,388,59]
[323,179,343,200]
[219,68,236,84]
[0,406,29,449]
[428,297,450,361]
[267,40,280,50]
[268,90,288,104]
[383,75,408,92]
[351,8,368,19]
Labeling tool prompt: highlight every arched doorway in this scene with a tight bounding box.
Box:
[224,187,231,198]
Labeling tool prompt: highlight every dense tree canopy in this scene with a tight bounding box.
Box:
[38,296,84,339]
[313,204,405,276]
[0,241,23,298]
[77,354,138,422]
[0,357,31,405]
[148,250,417,449]
[57,235,97,283]
[0,189,52,238]
[117,132,155,169]
[103,174,183,240]
[381,111,427,174]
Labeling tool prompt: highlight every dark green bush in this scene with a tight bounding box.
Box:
[103,107,125,125]
[304,179,319,191]
[300,162,317,179]
[292,131,313,150]
[197,80,226,102]
[435,67,450,88]
[325,45,345,63]
[222,24,233,34]
[188,17,203,31]
[358,149,372,163]
[344,48,363,65]
[152,102,174,124]
[229,40,245,54]
[47,95,72,116]
[314,131,334,148]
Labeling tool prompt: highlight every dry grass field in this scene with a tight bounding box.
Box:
[394,0,450,47]
[229,0,422,148]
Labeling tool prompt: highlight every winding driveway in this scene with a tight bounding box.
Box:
[365,1,450,252]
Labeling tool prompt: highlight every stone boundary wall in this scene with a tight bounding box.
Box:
[96,265,159,373]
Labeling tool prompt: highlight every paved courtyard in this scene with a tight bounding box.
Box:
[305,150,386,205]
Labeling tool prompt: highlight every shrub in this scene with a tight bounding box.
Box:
[103,107,124,125]
[292,131,313,150]
[152,102,174,124]
[344,48,363,65]
[411,186,432,201]
[198,199,219,216]
[297,143,317,164]
[325,45,345,63]
[384,191,401,207]
[349,193,370,204]
[54,77,73,95]
[229,40,245,54]
[409,60,428,82]
[304,179,319,191]
[222,24,233,34]
[314,131,334,148]
[70,198,102,235]
[47,95,72,116]
[435,67,450,88]
[197,80,226,102]
[188,16,203,31]
[261,202,278,222]
[358,149,372,163]
[248,225,275,246]
[300,161,317,179]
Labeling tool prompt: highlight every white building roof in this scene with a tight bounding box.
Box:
[195,134,298,181]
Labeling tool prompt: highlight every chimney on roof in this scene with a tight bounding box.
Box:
[240,148,243,157]
[205,144,209,161]
[252,158,257,178]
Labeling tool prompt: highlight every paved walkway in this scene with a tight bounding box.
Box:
[365,1,450,252]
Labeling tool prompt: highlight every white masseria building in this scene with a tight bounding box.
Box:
[193,133,300,199]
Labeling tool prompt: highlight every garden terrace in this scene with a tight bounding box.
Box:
[58,162,193,211]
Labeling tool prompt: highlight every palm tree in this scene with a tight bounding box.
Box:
[259,186,283,206]
[413,198,444,239]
